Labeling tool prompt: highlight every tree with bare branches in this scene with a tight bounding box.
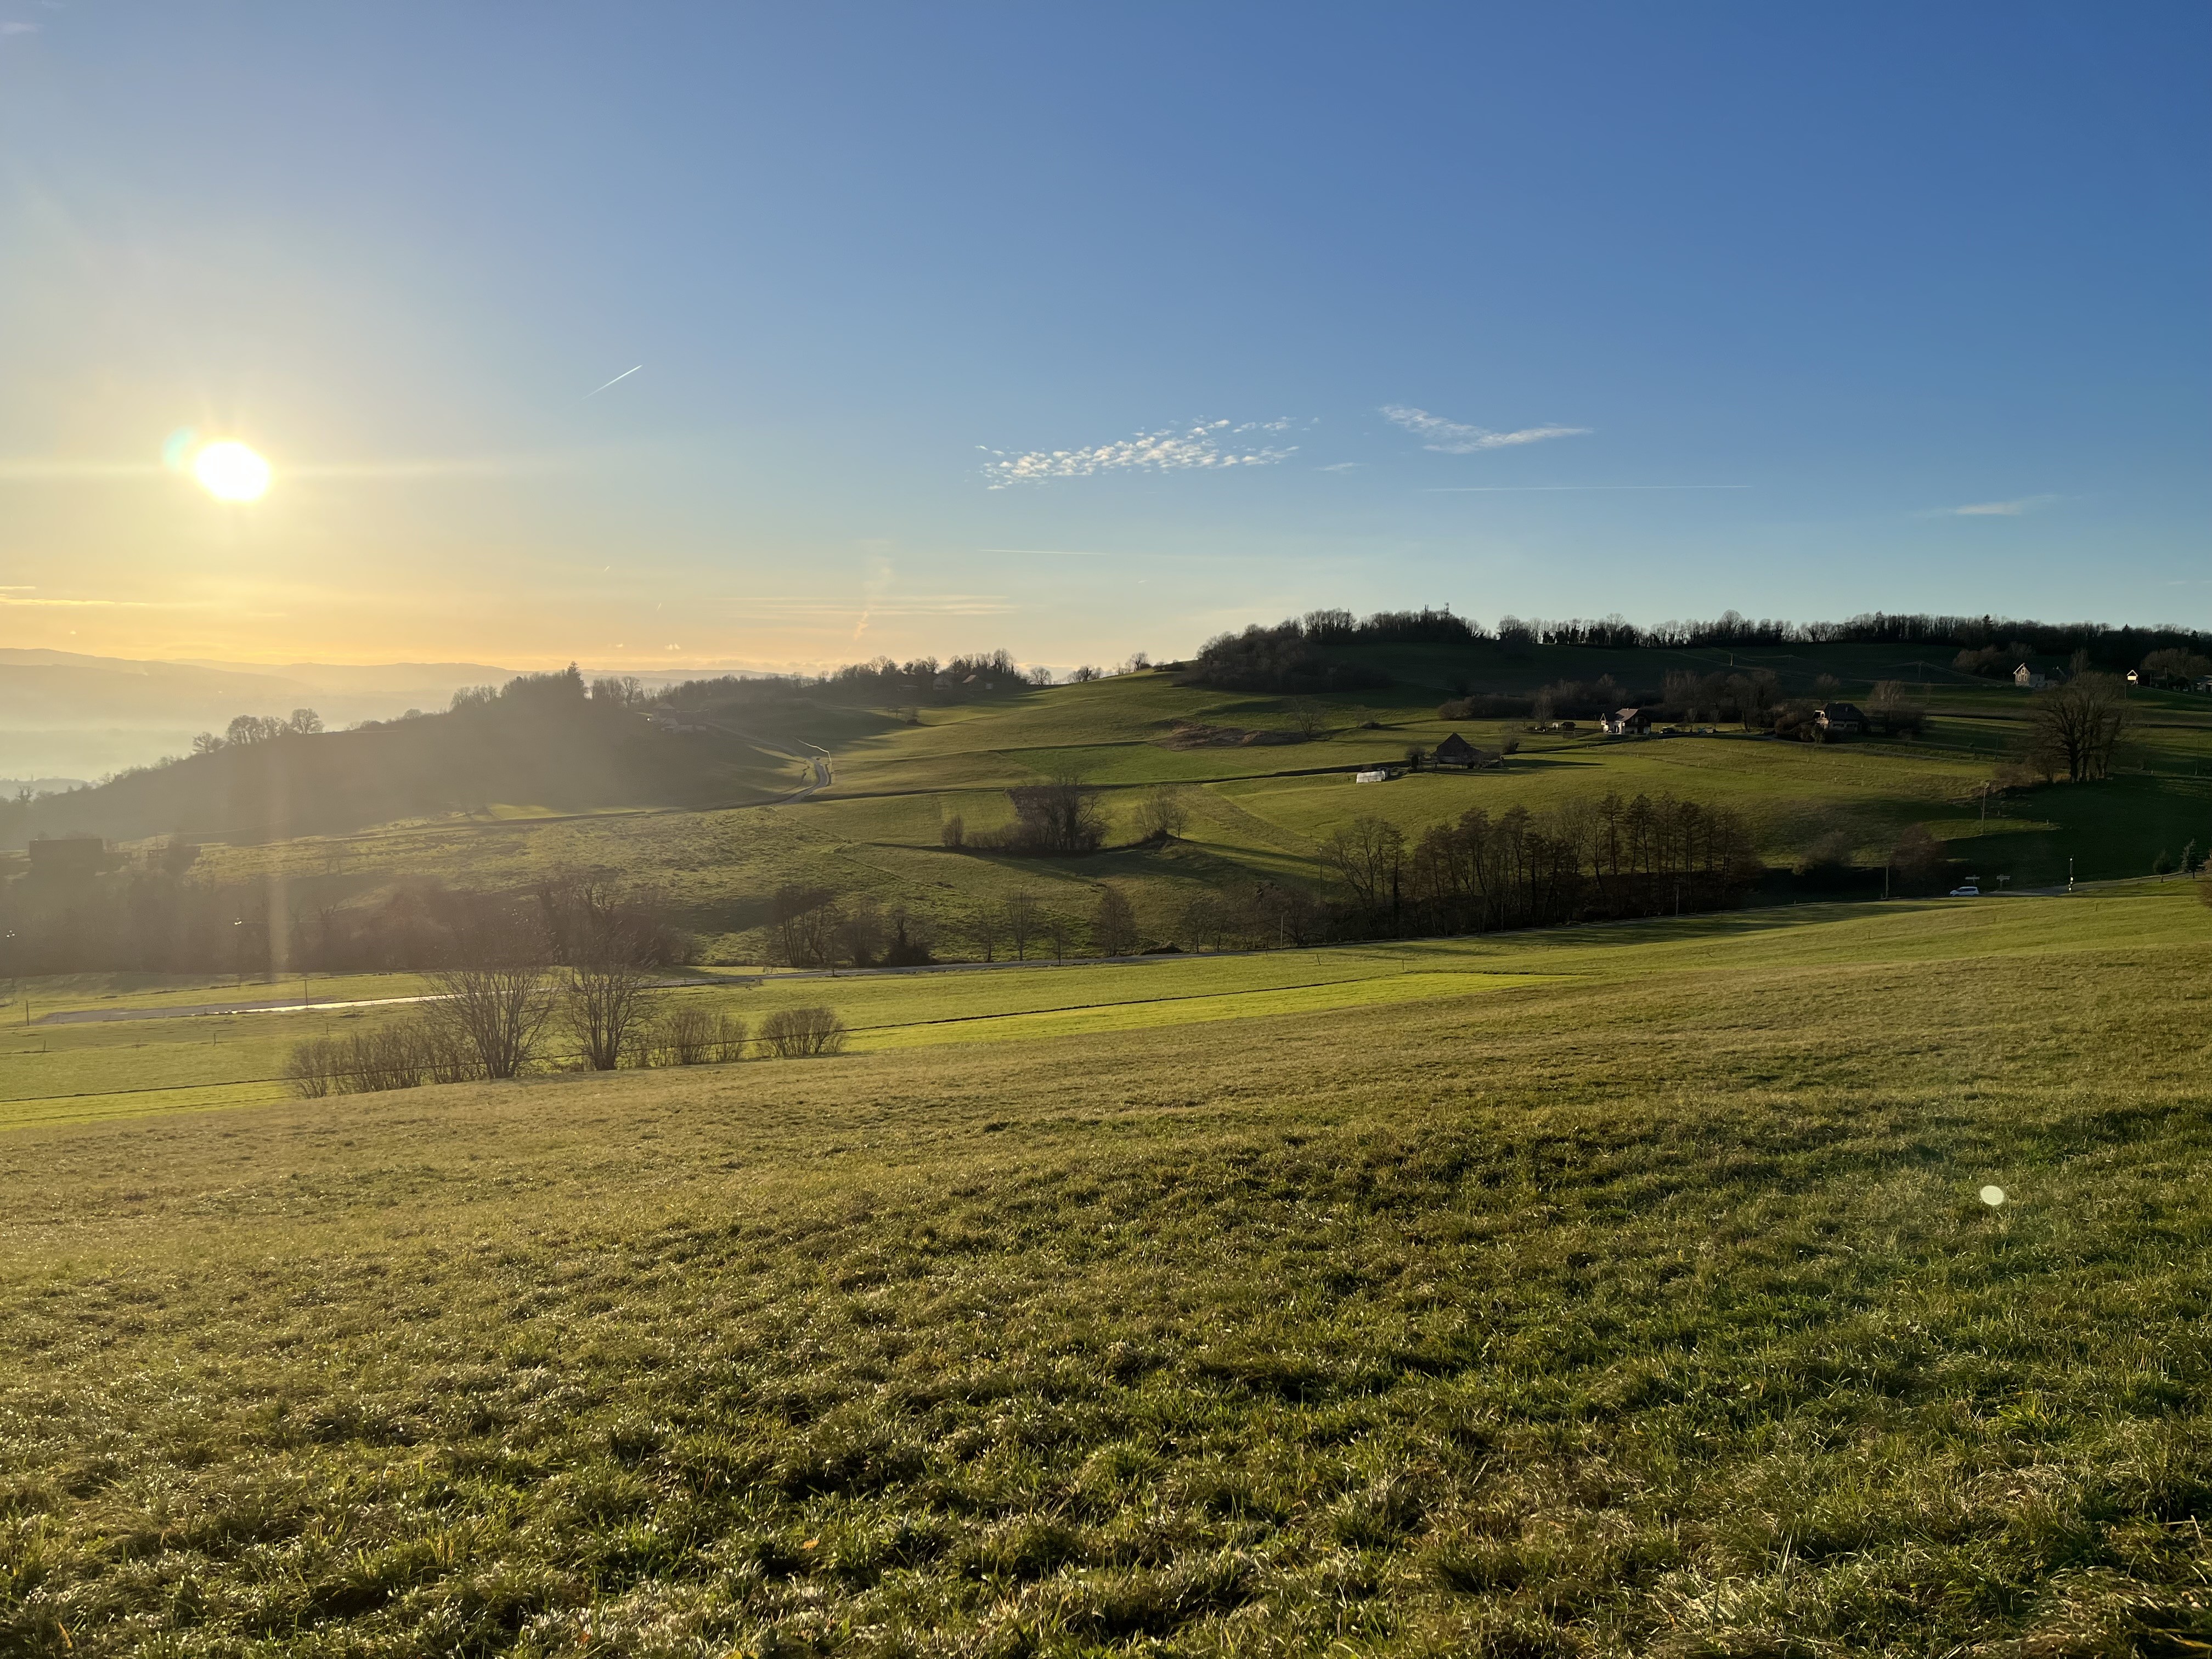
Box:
[2027,673,2129,782]
[562,955,656,1070]
[1003,893,1040,960]
[1092,884,1139,956]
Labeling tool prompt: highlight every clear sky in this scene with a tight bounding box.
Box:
[2,4,2206,672]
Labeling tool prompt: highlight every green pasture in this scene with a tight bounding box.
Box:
[120,662,2212,965]
[5,884,2209,1653]
[7,884,2204,1130]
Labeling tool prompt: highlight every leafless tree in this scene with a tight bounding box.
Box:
[1318,815,1408,913]
[1006,768,1108,854]
[1045,909,1075,961]
[1092,884,1139,956]
[832,900,885,967]
[768,884,840,968]
[940,814,966,849]
[971,904,1002,962]
[1180,893,1225,952]
[562,956,656,1070]
[1287,697,1327,740]
[2027,673,2129,782]
[1133,786,1191,842]
[1003,893,1040,960]
[426,908,556,1080]
[428,960,557,1079]
[288,708,323,734]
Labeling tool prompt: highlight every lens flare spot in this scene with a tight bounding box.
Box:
[1979,1184,2007,1207]
[192,441,271,501]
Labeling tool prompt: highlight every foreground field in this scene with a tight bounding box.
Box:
[3,888,2209,1655]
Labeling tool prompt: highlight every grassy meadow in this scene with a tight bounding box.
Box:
[150,657,2212,965]
[3,884,2210,1654]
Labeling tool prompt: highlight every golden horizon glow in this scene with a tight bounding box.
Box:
[191,441,272,501]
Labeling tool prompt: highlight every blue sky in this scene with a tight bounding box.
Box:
[2,3,2205,669]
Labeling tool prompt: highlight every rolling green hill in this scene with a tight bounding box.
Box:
[10,640,2212,968]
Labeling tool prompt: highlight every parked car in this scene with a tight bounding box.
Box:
[1949,885,1981,897]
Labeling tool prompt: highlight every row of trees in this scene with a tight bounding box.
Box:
[0,865,693,979]
[285,987,845,1097]
[190,708,323,754]
[1321,793,1764,934]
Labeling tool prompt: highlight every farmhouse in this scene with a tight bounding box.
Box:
[1432,732,1487,769]
[1815,701,1867,737]
[1600,707,1652,737]
[2014,664,2046,689]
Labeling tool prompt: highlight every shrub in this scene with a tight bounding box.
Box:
[1793,831,1857,887]
[760,1006,848,1058]
[712,1014,749,1063]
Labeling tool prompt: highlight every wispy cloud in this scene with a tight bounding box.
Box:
[980,420,1297,488]
[1318,461,1363,472]
[982,548,1109,557]
[1928,494,2063,517]
[0,21,39,37]
[1381,405,1590,454]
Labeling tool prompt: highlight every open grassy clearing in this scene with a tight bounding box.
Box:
[3,887,2209,1654]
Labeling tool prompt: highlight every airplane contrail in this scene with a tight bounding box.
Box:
[586,365,643,398]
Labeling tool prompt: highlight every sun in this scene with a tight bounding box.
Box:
[192,441,272,501]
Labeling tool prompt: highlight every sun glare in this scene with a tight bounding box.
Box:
[192,441,272,501]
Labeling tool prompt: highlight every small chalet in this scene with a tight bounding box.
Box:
[2013,663,2046,690]
[2196,675,2212,695]
[1814,702,1867,736]
[1600,707,1652,737]
[1432,731,1488,770]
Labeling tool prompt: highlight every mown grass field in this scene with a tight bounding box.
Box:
[3,885,2209,1655]
[165,659,2212,964]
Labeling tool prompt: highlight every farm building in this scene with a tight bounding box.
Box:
[1432,732,1489,769]
[1600,707,1652,737]
[1815,702,1867,737]
[2015,664,2046,689]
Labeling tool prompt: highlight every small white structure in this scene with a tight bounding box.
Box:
[2013,664,2046,689]
[1354,769,1389,784]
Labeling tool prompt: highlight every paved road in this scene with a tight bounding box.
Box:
[37,992,448,1026]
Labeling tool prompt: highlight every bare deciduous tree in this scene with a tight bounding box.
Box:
[970,904,1002,963]
[1133,786,1190,842]
[1092,884,1139,956]
[2027,673,2129,782]
[428,960,557,1079]
[1003,893,1039,960]
[1318,815,1408,913]
[768,884,840,968]
[563,956,656,1070]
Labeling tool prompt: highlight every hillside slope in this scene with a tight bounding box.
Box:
[4,677,811,846]
[4,888,2208,1652]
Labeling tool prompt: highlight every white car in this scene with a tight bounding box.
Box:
[1949,885,1981,897]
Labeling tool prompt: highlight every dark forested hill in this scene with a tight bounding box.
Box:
[1,668,808,847]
